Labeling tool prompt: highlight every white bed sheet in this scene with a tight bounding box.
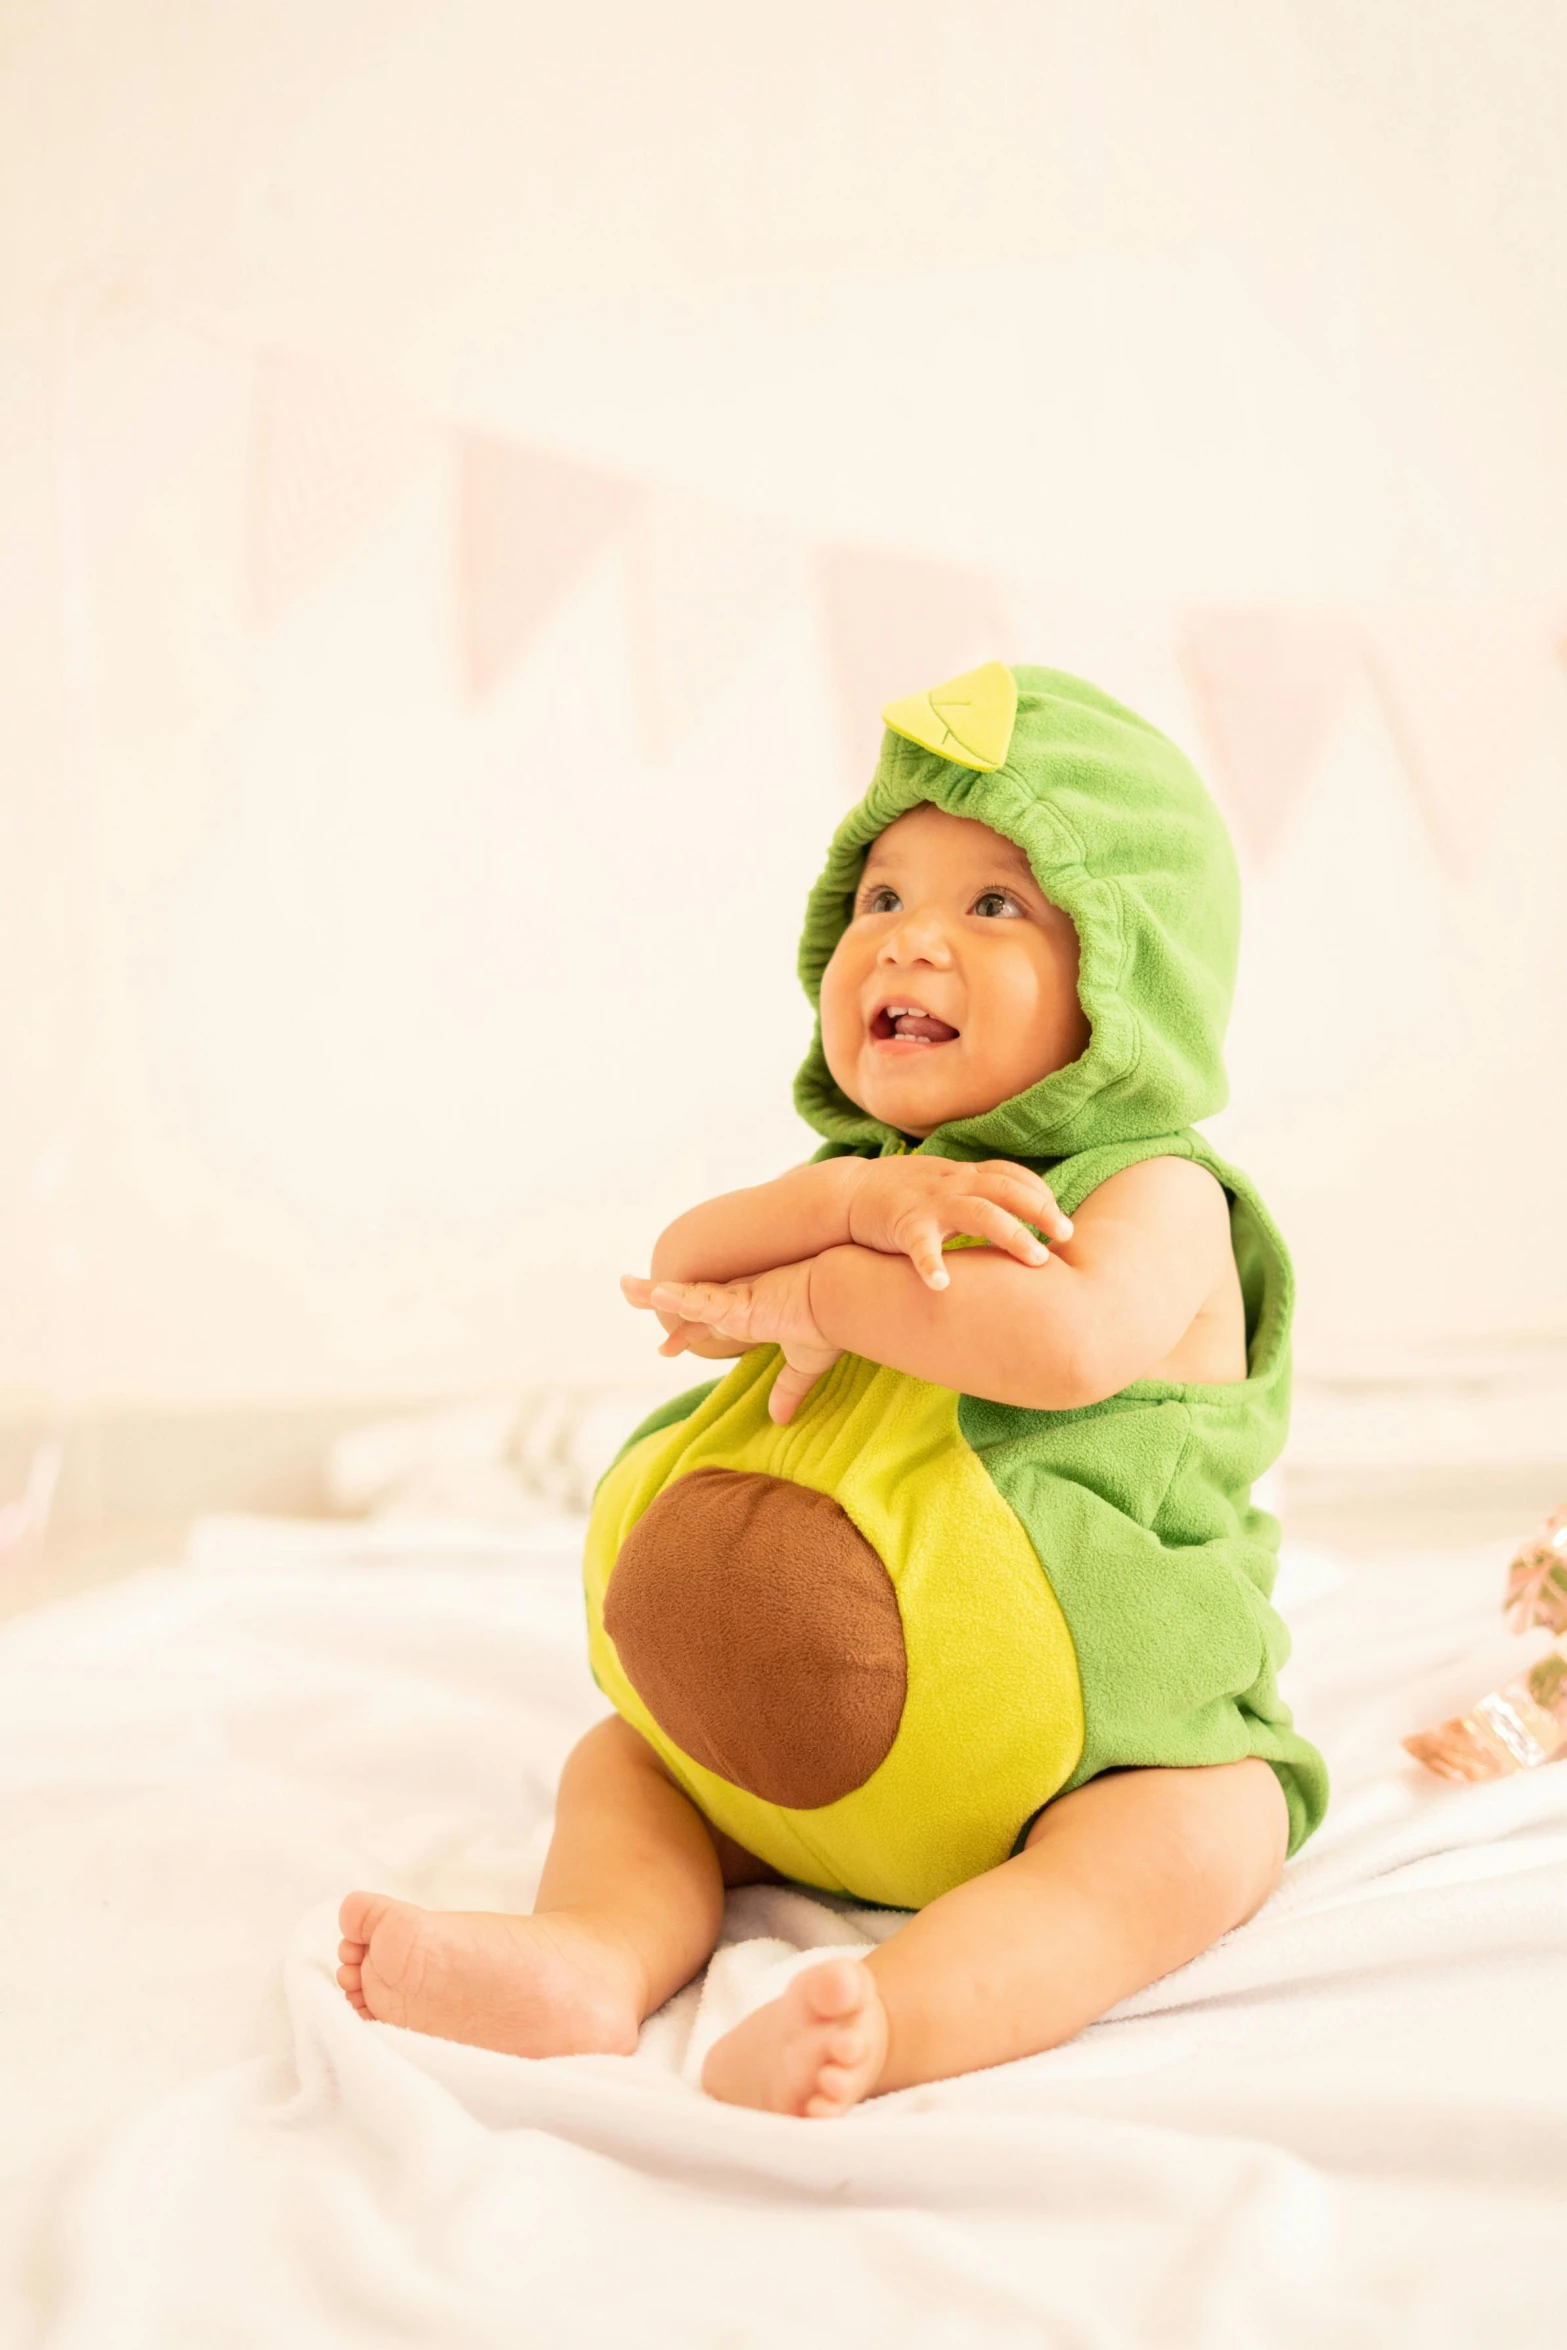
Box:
[2,1518,1564,2348]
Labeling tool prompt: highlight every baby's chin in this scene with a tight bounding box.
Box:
[837,1054,986,1137]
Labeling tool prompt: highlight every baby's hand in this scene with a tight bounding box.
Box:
[622,1264,842,1425]
[846,1156,1072,1291]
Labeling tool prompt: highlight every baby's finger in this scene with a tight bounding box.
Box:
[620,1273,658,1310]
[1038,1192,1074,1243]
[977,1163,1073,1241]
[903,1218,951,1292]
[768,1357,828,1426]
[651,1278,750,1336]
[952,1196,1053,1266]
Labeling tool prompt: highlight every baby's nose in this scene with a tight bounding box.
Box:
[878,906,952,962]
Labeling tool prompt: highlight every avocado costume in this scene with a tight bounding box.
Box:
[584,662,1328,1910]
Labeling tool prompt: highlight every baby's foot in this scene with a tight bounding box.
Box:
[336,1891,642,2059]
[701,1957,887,2118]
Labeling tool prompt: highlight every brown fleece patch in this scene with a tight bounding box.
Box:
[603,1465,907,1809]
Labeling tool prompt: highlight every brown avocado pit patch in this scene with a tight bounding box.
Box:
[603,1465,907,1809]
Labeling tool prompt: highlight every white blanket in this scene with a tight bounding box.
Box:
[3,1519,1564,2347]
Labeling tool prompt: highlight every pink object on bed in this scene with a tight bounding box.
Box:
[1405,1506,1567,1781]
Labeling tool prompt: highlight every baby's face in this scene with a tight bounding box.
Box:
[819,803,1089,1139]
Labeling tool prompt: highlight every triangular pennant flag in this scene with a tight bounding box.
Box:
[1177,607,1361,867]
[815,547,1012,787]
[625,490,797,759]
[454,436,640,702]
[247,350,429,627]
[882,661,1018,772]
[1363,604,1560,880]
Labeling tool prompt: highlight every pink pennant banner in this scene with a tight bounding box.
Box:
[247,350,429,628]
[1363,604,1559,880]
[1177,607,1361,868]
[815,547,1012,788]
[455,436,640,702]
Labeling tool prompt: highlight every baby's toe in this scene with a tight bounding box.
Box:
[338,1888,394,1946]
[805,2087,853,2119]
[799,1960,868,2023]
[814,2061,860,2100]
[338,1965,370,2015]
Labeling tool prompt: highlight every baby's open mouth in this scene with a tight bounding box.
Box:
[870,1003,960,1046]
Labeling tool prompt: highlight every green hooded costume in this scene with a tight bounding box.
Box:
[582,662,1328,1911]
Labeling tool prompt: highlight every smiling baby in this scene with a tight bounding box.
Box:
[338,662,1327,2117]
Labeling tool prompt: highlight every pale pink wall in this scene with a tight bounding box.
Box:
[3,0,1565,1408]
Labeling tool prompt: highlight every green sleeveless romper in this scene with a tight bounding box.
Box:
[583,665,1328,1910]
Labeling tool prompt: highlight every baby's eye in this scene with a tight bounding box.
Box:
[860,885,902,915]
[972,889,1024,918]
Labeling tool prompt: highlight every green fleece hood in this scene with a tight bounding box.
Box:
[795,664,1240,1161]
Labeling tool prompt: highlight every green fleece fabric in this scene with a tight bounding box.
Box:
[589,665,1327,1897]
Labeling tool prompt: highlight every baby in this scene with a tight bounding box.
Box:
[338,662,1327,2117]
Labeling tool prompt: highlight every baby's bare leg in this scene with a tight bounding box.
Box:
[702,1758,1288,2116]
[339,1716,757,2056]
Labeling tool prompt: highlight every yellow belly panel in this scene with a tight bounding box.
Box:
[585,1347,1086,1908]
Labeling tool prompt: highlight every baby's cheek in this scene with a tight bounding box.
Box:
[992,963,1076,1088]
[818,957,864,1077]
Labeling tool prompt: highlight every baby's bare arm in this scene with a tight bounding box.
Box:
[641,1163,866,1366]
[640,1157,1238,1418]
[649,1156,1069,1290]
[639,1157,1077,1392]
[811,1156,1236,1408]
[649,1162,863,1289]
